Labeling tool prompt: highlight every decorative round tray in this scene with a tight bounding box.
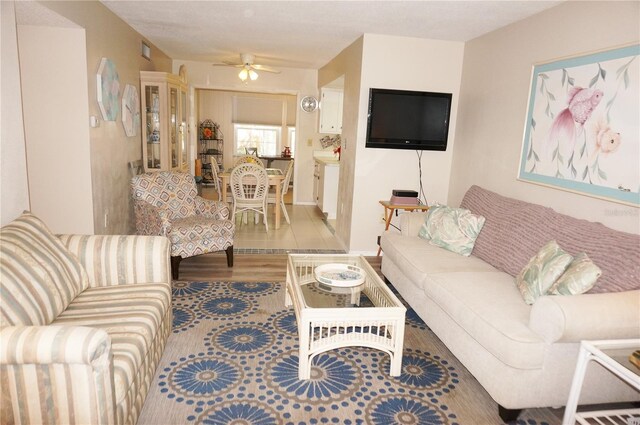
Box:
[314,263,365,288]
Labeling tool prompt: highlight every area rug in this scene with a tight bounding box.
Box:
[137,281,560,425]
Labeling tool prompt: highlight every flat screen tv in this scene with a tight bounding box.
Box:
[365,88,452,151]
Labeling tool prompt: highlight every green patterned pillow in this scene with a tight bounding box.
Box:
[516,241,573,305]
[548,253,601,295]
[418,204,486,256]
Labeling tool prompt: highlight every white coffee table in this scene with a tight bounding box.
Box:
[285,254,406,380]
[563,339,640,425]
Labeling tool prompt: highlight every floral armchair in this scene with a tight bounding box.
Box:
[131,171,235,279]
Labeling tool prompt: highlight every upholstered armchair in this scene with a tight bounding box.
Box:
[131,171,235,279]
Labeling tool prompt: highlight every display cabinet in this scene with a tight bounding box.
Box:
[140,71,188,172]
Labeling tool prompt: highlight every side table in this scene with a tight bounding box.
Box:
[377,200,429,256]
[562,339,640,425]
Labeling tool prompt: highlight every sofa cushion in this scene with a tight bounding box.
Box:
[460,185,640,293]
[380,232,497,288]
[53,282,171,404]
[418,205,485,256]
[0,212,89,326]
[168,216,234,257]
[423,271,546,369]
[516,241,573,305]
[549,252,602,296]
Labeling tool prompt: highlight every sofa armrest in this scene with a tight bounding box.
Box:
[0,326,116,424]
[400,211,429,236]
[195,196,230,220]
[529,290,640,343]
[60,235,171,287]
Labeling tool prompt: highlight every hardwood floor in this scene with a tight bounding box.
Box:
[177,252,382,282]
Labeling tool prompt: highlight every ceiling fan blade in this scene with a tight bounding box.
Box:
[251,64,281,74]
[211,62,243,68]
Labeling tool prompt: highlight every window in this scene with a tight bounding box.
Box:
[234,124,281,156]
[288,127,296,157]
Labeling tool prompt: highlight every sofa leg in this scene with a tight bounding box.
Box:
[498,405,521,423]
[171,256,181,280]
[225,245,234,267]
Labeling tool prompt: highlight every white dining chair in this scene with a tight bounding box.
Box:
[207,155,222,200]
[267,160,294,224]
[231,163,269,231]
[234,155,262,167]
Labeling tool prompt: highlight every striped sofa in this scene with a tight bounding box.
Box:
[0,213,172,425]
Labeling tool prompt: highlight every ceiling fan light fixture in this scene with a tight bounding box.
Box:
[238,68,249,81]
[249,69,258,81]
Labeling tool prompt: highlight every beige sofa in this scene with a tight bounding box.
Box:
[0,213,172,425]
[380,186,640,421]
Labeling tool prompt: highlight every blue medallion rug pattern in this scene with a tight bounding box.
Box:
[137,281,558,425]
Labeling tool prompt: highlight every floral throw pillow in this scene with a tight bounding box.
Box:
[418,204,486,256]
[548,253,601,295]
[516,240,573,305]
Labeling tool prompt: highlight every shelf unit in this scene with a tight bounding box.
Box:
[140,71,188,172]
[199,119,223,184]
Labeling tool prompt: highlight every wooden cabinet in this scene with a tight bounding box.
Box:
[314,159,340,219]
[141,71,188,172]
[319,88,343,134]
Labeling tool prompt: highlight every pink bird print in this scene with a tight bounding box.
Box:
[548,87,604,144]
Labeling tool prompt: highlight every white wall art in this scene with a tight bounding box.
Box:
[96,57,120,121]
[519,44,639,206]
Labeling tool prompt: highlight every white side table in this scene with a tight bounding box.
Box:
[563,339,640,425]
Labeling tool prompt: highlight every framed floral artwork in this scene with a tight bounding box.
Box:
[96,58,120,121]
[518,44,639,206]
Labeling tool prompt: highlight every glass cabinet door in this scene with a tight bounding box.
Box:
[180,90,188,170]
[145,85,161,170]
[169,87,179,169]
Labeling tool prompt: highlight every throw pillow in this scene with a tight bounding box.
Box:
[418,204,486,256]
[516,240,573,305]
[0,212,89,326]
[548,252,601,295]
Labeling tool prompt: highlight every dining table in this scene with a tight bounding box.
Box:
[219,167,285,229]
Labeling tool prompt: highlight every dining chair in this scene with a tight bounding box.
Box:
[234,155,263,167]
[267,160,294,224]
[245,147,258,156]
[230,163,269,231]
[207,155,223,200]
[131,171,235,279]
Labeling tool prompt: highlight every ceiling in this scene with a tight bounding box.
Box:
[101,1,561,70]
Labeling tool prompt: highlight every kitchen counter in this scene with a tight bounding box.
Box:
[315,158,340,166]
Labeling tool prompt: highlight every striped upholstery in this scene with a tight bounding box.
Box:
[54,283,171,424]
[0,326,115,424]
[131,171,235,259]
[1,223,172,425]
[0,212,88,326]
[60,235,171,287]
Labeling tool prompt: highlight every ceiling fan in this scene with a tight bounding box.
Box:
[212,53,281,81]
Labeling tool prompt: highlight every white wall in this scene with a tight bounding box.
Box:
[18,25,95,234]
[450,1,640,234]
[28,2,172,234]
[174,60,320,204]
[351,34,465,253]
[1,2,30,225]
[318,37,364,251]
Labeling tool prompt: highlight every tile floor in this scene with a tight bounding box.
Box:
[201,186,343,251]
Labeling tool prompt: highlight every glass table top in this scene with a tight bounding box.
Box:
[288,254,399,310]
